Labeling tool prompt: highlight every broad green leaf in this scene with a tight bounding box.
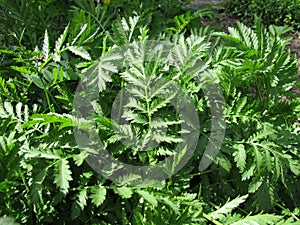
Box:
[54,158,72,194]
[289,159,300,176]
[84,60,116,92]
[114,186,133,199]
[248,177,263,193]
[231,214,282,225]
[209,195,248,220]
[217,156,232,172]
[90,185,107,207]
[77,188,88,210]
[242,165,256,181]
[31,75,45,89]
[42,69,53,83]
[67,46,91,60]
[23,148,61,160]
[136,190,157,207]
[233,144,246,172]
[73,151,88,166]
[160,197,180,215]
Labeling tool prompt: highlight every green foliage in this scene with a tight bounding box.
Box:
[0,0,73,47]
[166,8,219,34]
[223,0,300,28]
[1,0,300,224]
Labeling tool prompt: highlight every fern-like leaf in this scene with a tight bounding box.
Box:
[232,144,247,173]
[42,29,49,60]
[209,195,248,220]
[67,46,91,60]
[90,185,107,207]
[55,25,69,52]
[230,214,282,225]
[83,51,119,92]
[136,190,158,207]
[114,186,133,199]
[54,158,72,195]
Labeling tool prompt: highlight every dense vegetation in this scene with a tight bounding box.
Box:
[0,0,300,224]
[223,0,300,28]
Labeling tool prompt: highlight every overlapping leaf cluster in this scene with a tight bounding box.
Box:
[0,0,300,224]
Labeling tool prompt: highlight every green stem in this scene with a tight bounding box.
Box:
[203,213,224,225]
[275,203,300,221]
[43,85,54,113]
[117,81,125,123]
[38,47,68,73]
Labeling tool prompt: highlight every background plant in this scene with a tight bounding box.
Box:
[222,0,300,28]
